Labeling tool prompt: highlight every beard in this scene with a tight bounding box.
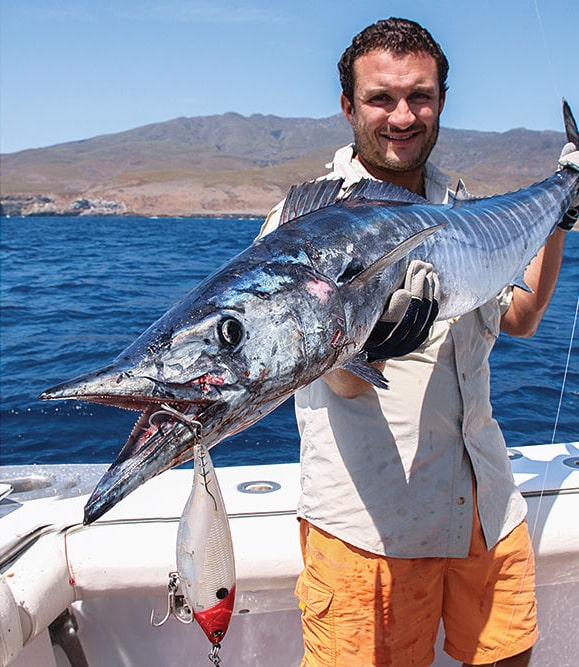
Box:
[352,114,441,175]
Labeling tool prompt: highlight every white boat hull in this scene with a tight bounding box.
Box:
[1,442,578,667]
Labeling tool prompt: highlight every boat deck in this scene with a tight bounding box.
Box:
[1,442,578,666]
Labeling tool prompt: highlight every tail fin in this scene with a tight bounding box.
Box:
[563,99,579,147]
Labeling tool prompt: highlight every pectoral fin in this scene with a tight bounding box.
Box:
[342,354,389,390]
[339,224,446,287]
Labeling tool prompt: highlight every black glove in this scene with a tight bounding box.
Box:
[558,207,578,231]
[364,260,439,362]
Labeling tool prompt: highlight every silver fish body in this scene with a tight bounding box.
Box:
[41,103,579,523]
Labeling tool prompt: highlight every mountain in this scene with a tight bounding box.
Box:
[0,112,567,217]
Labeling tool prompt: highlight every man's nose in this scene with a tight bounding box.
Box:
[389,98,415,128]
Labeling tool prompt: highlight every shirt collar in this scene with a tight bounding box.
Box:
[327,144,451,204]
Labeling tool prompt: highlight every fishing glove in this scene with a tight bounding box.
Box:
[558,142,579,231]
[364,260,440,362]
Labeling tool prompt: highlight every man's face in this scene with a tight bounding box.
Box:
[341,50,445,179]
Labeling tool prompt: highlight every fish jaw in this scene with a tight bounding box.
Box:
[40,357,241,524]
[82,403,204,524]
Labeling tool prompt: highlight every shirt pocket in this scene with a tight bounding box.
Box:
[476,299,501,339]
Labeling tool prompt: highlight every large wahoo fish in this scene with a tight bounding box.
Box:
[42,102,579,524]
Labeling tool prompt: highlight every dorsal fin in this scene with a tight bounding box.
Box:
[280,178,344,225]
[279,177,429,225]
[345,178,429,205]
[451,179,481,208]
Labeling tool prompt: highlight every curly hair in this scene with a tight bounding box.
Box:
[338,18,449,104]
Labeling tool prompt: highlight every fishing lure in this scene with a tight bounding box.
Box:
[176,434,236,653]
[149,405,236,664]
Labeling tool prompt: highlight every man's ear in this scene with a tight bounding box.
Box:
[340,93,355,124]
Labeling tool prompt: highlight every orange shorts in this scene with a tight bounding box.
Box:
[295,511,537,666]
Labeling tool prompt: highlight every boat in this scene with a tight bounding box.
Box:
[0,441,578,667]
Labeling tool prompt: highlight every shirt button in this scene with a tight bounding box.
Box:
[462,372,467,381]
[457,497,466,505]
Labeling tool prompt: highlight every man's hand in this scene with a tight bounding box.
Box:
[558,142,579,172]
[558,142,579,231]
[364,260,440,361]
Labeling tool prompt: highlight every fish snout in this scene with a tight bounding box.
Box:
[40,362,237,410]
[39,365,159,409]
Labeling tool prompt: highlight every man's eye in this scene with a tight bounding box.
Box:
[410,93,431,102]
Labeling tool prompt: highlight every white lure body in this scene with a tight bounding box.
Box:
[176,442,236,644]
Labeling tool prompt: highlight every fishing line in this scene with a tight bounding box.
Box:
[550,292,579,444]
[533,0,561,101]
[532,0,576,442]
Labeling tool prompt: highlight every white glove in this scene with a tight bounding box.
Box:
[382,260,440,322]
[558,142,579,172]
[558,143,579,230]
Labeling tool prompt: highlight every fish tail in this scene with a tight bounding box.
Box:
[563,99,579,147]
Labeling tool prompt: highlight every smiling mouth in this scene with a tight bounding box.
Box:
[382,130,421,142]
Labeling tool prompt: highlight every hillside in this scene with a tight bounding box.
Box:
[0,113,567,217]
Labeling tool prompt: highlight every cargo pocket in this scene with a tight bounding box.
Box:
[295,571,336,665]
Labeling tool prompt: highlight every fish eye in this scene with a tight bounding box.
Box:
[218,317,243,348]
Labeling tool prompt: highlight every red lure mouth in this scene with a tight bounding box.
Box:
[193,584,236,645]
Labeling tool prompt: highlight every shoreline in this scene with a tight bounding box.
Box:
[0,211,265,220]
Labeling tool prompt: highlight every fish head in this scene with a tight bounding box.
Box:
[40,257,348,522]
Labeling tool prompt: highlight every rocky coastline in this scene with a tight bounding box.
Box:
[0,195,128,218]
[0,193,273,219]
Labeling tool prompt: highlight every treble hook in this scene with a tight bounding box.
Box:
[149,403,203,441]
[151,572,193,627]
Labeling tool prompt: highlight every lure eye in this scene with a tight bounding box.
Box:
[216,587,229,600]
[218,317,243,348]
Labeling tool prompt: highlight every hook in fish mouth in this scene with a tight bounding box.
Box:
[81,396,223,525]
[150,403,203,441]
[41,364,236,524]
[82,406,203,525]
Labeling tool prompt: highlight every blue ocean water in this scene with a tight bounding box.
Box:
[1,216,578,469]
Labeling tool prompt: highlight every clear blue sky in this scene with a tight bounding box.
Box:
[1,0,578,154]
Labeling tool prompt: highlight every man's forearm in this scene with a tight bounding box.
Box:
[501,228,566,337]
[323,363,386,398]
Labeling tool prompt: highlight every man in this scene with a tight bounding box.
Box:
[260,18,577,667]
